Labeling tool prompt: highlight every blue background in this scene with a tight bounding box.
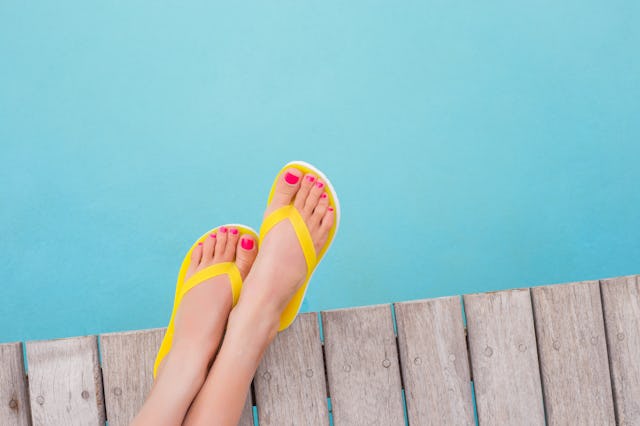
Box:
[1,1,638,344]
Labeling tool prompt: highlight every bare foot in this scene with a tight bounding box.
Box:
[243,168,335,315]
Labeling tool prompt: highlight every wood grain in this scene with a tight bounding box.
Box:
[100,328,165,426]
[322,305,404,426]
[464,289,545,425]
[531,280,615,425]
[25,336,105,426]
[600,275,640,425]
[394,297,473,425]
[0,342,31,426]
[254,313,329,425]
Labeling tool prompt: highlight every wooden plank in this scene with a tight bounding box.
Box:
[254,312,329,426]
[394,297,473,425]
[600,275,640,424]
[322,305,404,426]
[0,342,31,426]
[100,328,164,426]
[531,280,615,425]
[26,336,105,426]
[464,289,545,425]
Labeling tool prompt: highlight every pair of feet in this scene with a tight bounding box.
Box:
[162,166,335,375]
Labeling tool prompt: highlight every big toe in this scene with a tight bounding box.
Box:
[235,234,258,279]
[265,167,303,217]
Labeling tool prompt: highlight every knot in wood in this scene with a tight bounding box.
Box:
[414,357,422,365]
[552,340,561,351]
[382,359,391,368]
[9,399,18,410]
[617,332,625,341]
[484,346,493,357]
[81,391,90,400]
[448,354,456,362]
[590,336,597,345]
[113,387,122,396]
[262,371,272,381]
[518,344,527,352]
[36,396,45,405]
[343,364,351,373]
[305,369,313,378]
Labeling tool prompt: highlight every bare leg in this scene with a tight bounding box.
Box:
[184,168,335,425]
[132,227,258,426]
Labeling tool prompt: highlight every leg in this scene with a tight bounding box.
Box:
[184,169,335,425]
[132,227,258,426]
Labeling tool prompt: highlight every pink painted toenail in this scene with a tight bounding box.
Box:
[198,242,203,246]
[220,227,228,233]
[241,238,254,250]
[328,207,334,212]
[210,233,216,238]
[284,172,300,184]
[230,228,239,235]
[321,193,327,199]
[306,175,315,182]
[316,181,324,189]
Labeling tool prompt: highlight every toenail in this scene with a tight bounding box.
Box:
[316,181,324,189]
[198,242,203,246]
[209,233,216,238]
[220,227,228,233]
[321,193,327,199]
[230,228,238,235]
[306,175,315,182]
[241,238,254,250]
[328,207,334,212]
[285,172,300,184]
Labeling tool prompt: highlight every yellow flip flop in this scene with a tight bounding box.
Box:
[260,161,341,331]
[153,224,259,377]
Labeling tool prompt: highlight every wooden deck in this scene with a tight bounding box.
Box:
[1,275,639,425]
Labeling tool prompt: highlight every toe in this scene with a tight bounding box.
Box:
[187,242,204,274]
[213,226,229,261]
[320,207,335,233]
[310,192,329,229]
[202,232,216,262]
[223,227,240,260]
[235,234,258,279]
[294,173,316,211]
[303,179,325,217]
[267,168,303,215]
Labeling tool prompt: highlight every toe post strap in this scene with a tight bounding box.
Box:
[259,205,317,276]
[180,262,243,306]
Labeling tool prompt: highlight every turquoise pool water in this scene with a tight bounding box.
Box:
[1,1,639,344]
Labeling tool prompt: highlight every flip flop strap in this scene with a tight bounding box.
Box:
[260,205,317,279]
[179,262,242,306]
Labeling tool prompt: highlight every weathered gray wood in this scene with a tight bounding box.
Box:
[322,305,404,426]
[531,280,615,425]
[601,275,640,425]
[26,336,105,426]
[100,328,165,426]
[394,297,473,425]
[254,312,329,425]
[0,342,31,426]
[464,289,545,425]
[237,387,254,426]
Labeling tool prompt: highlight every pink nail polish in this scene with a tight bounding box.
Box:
[328,207,334,212]
[321,193,327,199]
[306,175,315,182]
[316,181,324,189]
[220,227,228,233]
[198,242,203,246]
[210,233,216,238]
[284,172,300,184]
[230,228,239,235]
[241,238,254,250]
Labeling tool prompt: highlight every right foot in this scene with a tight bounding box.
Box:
[167,226,258,365]
[245,168,335,313]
